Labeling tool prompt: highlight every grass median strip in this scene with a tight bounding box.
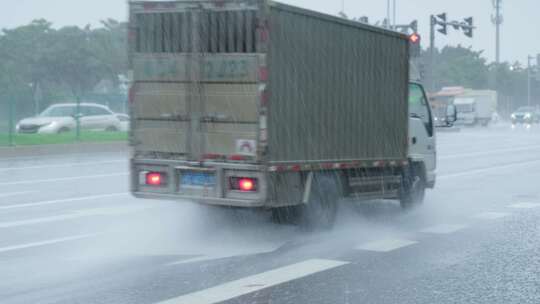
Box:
[0,131,127,146]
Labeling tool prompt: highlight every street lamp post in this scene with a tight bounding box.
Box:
[393,0,397,28]
[527,55,534,107]
[8,98,14,146]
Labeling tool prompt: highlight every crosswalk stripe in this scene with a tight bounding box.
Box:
[356,238,417,252]
[420,224,467,234]
[155,259,349,304]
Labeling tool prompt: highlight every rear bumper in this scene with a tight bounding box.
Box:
[133,191,266,208]
[131,158,269,208]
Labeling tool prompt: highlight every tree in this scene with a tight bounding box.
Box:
[421,45,489,91]
[91,19,128,88]
[0,19,55,116]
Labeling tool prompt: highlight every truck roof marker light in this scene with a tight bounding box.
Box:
[146,172,163,186]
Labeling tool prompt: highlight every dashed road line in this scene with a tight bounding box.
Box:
[420,224,468,234]
[508,202,540,209]
[155,259,349,304]
[356,238,417,253]
[0,191,35,198]
[0,172,128,186]
[0,234,97,254]
[439,145,540,160]
[0,205,151,228]
[0,160,126,172]
[0,193,128,210]
[472,212,511,220]
[439,159,540,180]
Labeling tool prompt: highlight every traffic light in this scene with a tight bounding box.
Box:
[410,20,418,33]
[409,33,421,57]
[463,17,474,38]
[436,13,447,35]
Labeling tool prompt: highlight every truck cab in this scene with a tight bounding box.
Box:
[408,82,436,190]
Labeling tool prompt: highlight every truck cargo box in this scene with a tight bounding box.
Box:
[129,0,409,166]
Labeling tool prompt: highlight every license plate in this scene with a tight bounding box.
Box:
[180,172,216,187]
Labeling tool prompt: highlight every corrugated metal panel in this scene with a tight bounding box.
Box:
[266,5,409,163]
[134,120,188,153]
[133,83,188,119]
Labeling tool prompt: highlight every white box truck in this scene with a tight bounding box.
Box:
[128,0,443,227]
[454,90,497,126]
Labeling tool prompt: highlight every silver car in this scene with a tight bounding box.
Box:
[16,103,122,134]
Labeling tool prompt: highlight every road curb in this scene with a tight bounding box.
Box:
[0,142,129,158]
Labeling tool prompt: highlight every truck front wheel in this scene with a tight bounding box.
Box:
[399,165,426,209]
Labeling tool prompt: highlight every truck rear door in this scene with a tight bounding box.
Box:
[130,1,262,160]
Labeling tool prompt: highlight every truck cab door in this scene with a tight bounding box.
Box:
[408,83,436,187]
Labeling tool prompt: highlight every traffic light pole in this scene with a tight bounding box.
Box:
[428,13,474,94]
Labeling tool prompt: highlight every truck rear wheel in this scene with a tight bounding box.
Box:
[298,173,340,230]
[400,166,425,209]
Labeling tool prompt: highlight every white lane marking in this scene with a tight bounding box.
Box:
[0,191,35,198]
[508,202,540,209]
[439,145,540,160]
[167,244,286,266]
[420,224,467,234]
[472,212,511,220]
[0,160,126,172]
[0,205,151,228]
[0,193,128,210]
[439,159,540,180]
[356,238,417,252]
[0,152,126,162]
[155,259,349,304]
[0,234,96,254]
[0,172,128,186]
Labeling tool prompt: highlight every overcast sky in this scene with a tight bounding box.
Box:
[2,0,538,64]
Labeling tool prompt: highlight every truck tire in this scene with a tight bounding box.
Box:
[271,206,301,225]
[298,173,340,230]
[399,165,425,209]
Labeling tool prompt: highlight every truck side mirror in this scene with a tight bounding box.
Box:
[446,105,457,125]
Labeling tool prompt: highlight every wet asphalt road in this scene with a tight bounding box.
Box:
[1,124,540,304]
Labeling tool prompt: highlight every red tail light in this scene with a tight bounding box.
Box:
[146,172,164,186]
[239,178,254,191]
[230,177,258,192]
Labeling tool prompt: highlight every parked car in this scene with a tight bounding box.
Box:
[115,113,130,132]
[16,103,122,134]
[511,106,540,124]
